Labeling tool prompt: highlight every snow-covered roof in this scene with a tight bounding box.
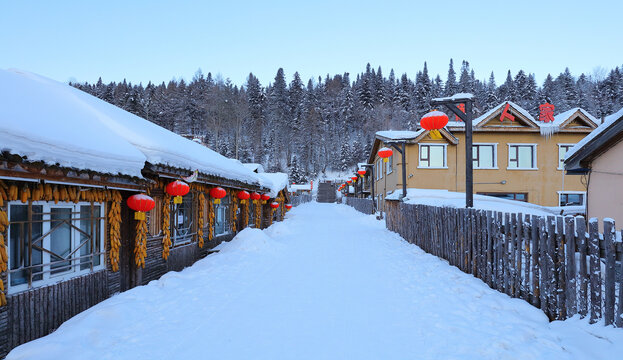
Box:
[539,107,599,136]
[289,184,312,191]
[432,93,474,102]
[242,163,265,173]
[0,69,263,186]
[0,69,147,177]
[386,188,555,216]
[446,101,537,129]
[258,172,289,197]
[376,130,423,141]
[565,106,623,162]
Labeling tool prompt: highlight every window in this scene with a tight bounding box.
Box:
[478,192,527,202]
[170,193,194,246]
[248,202,255,228]
[377,159,383,179]
[214,195,231,236]
[508,144,536,169]
[386,155,393,174]
[559,192,585,206]
[473,144,496,169]
[419,144,446,168]
[8,201,105,293]
[558,144,575,169]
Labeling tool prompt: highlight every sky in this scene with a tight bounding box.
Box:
[1,0,622,87]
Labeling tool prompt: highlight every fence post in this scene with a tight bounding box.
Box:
[556,216,566,320]
[564,216,577,318]
[603,219,616,326]
[617,229,623,328]
[588,218,601,324]
[576,216,588,318]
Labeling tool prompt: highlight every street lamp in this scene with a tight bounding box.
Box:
[360,163,376,213]
[430,93,475,208]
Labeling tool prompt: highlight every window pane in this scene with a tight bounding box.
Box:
[479,146,494,168]
[9,205,43,286]
[559,145,572,168]
[518,146,533,168]
[509,146,518,168]
[429,146,444,167]
[420,146,429,159]
[561,193,583,206]
[80,205,101,270]
[51,208,72,275]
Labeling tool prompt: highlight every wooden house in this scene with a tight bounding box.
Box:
[565,107,623,230]
[0,69,286,356]
[367,102,598,211]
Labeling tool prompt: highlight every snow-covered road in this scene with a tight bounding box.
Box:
[8,202,623,359]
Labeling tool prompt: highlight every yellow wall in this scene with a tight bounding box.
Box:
[373,130,590,208]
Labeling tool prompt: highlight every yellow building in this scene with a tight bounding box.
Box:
[368,101,598,210]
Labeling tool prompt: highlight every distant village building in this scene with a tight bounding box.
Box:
[565,107,623,229]
[367,101,598,211]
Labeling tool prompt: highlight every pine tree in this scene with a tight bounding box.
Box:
[445,59,457,96]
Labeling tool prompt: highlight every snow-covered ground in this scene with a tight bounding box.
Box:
[8,203,622,360]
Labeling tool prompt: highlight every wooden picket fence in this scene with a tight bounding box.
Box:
[345,197,375,214]
[385,201,623,326]
[291,194,312,207]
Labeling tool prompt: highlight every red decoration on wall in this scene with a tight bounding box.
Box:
[237,190,250,204]
[127,194,155,220]
[269,202,280,209]
[250,192,261,201]
[500,103,515,122]
[285,204,293,210]
[455,103,465,122]
[210,187,227,204]
[166,180,190,204]
[261,194,271,201]
[539,103,555,123]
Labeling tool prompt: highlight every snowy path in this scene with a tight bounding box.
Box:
[8,203,623,359]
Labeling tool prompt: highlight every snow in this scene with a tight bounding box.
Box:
[0,69,263,186]
[565,106,623,161]
[446,101,537,129]
[289,183,312,191]
[386,188,556,216]
[540,108,599,137]
[0,69,147,178]
[375,130,423,140]
[257,172,289,197]
[432,92,474,102]
[242,163,265,173]
[8,202,623,360]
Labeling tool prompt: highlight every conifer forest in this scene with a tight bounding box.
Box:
[72,60,623,182]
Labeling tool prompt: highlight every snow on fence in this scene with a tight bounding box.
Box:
[291,194,312,207]
[385,202,623,326]
[345,198,374,215]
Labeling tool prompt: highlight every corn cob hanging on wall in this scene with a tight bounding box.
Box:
[0,182,8,305]
[230,189,238,233]
[197,192,205,248]
[162,192,171,259]
[107,190,122,272]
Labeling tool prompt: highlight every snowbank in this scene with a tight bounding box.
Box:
[386,188,555,216]
[375,130,423,140]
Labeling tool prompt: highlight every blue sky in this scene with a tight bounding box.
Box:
[1,0,621,87]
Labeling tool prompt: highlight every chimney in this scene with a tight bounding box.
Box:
[455,103,465,122]
[539,102,555,123]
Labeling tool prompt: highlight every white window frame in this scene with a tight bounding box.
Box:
[418,143,448,169]
[472,143,498,169]
[507,143,538,170]
[7,201,106,294]
[386,155,393,175]
[557,191,586,207]
[557,143,576,170]
[377,159,383,179]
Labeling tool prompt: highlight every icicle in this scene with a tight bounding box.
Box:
[540,124,559,139]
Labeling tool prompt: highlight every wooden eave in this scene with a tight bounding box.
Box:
[143,163,268,193]
[565,117,623,171]
[0,152,147,190]
[413,128,459,144]
[557,110,598,131]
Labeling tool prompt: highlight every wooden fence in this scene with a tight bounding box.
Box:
[291,194,312,207]
[345,198,374,215]
[385,201,623,326]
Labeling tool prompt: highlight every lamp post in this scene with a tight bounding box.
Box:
[430,93,475,208]
[384,141,408,200]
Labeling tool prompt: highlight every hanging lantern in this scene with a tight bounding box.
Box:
[285,204,293,210]
[351,176,358,182]
[237,190,250,204]
[261,193,270,204]
[378,147,393,163]
[166,180,190,204]
[358,169,366,177]
[250,192,261,203]
[210,187,227,204]
[127,194,155,220]
[347,179,352,184]
[420,110,449,140]
[269,202,279,209]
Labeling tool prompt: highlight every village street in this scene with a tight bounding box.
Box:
[8,202,623,360]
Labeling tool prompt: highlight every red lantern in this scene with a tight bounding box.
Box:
[358,169,366,177]
[166,180,190,204]
[210,187,227,204]
[237,190,250,204]
[269,202,279,209]
[351,176,358,182]
[347,179,352,184]
[285,204,293,210]
[250,192,261,201]
[420,110,449,140]
[378,147,393,163]
[127,194,155,220]
[260,193,270,204]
